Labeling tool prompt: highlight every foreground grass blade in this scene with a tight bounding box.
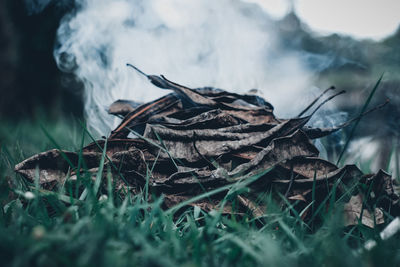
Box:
[337,75,383,164]
[40,125,75,168]
[93,139,107,197]
[165,168,273,215]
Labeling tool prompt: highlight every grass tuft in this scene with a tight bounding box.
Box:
[0,112,399,267]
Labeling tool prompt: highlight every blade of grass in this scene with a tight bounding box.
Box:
[40,124,75,168]
[309,172,346,223]
[75,123,87,199]
[1,145,28,190]
[106,166,114,205]
[299,200,314,219]
[20,187,83,205]
[358,179,375,226]
[337,75,383,165]
[311,170,317,229]
[165,167,273,215]
[277,192,311,230]
[215,233,262,262]
[78,120,129,195]
[152,129,178,170]
[278,219,308,252]
[93,139,107,197]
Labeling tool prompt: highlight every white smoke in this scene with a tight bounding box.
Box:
[55,0,314,136]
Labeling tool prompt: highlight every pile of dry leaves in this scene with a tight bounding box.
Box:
[15,65,399,227]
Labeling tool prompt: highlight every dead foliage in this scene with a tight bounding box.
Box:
[14,65,397,228]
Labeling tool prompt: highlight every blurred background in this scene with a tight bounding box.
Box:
[0,0,81,119]
[0,0,399,174]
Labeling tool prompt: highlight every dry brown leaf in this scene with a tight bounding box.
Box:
[13,70,399,224]
[344,194,385,228]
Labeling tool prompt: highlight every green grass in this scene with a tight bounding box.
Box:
[337,74,383,165]
[0,117,399,267]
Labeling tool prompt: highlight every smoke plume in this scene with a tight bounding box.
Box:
[54,0,316,135]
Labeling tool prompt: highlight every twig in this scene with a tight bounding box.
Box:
[309,90,346,117]
[126,63,148,77]
[297,86,336,118]
[192,132,216,170]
